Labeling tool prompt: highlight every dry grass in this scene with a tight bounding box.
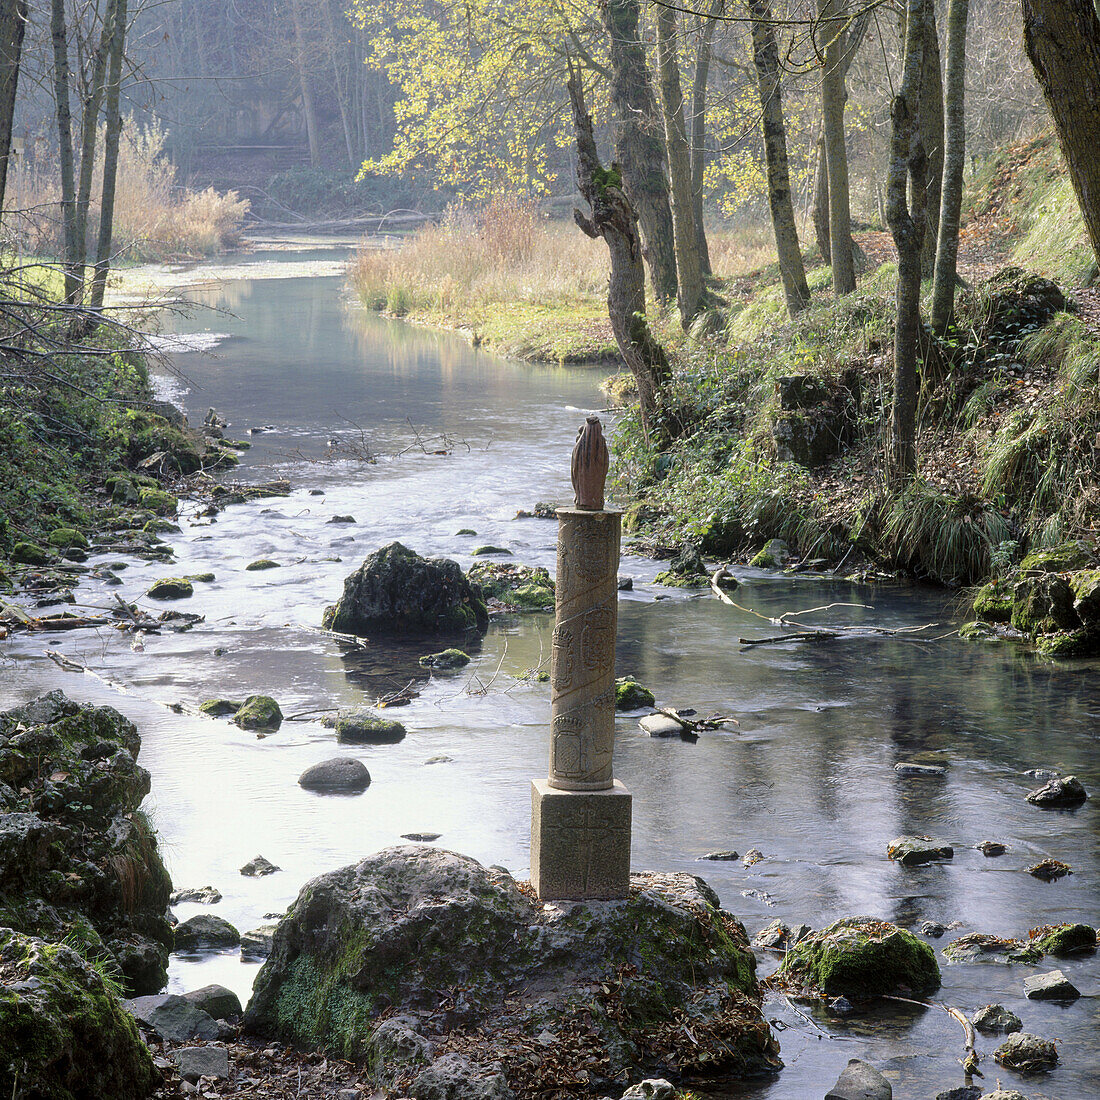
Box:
[3,119,249,262]
[708,224,777,281]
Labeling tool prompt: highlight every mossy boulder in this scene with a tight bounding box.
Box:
[886,836,954,865]
[146,577,193,600]
[468,561,555,612]
[333,711,406,744]
[1030,922,1097,956]
[246,559,281,571]
[233,695,283,731]
[325,543,488,638]
[616,677,656,710]
[1011,574,1079,634]
[418,649,471,671]
[655,544,709,587]
[1070,569,1100,624]
[122,409,203,475]
[779,916,940,997]
[972,578,1013,623]
[0,928,158,1100]
[1035,628,1100,658]
[1019,541,1097,575]
[173,914,241,951]
[11,541,48,566]
[244,848,780,1084]
[142,518,179,535]
[959,620,999,640]
[199,699,242,717]
[471,545,512,556]
[138,488,178,517]
[47,528,89,550]
[749,539,788,570]
[106,475,140,505]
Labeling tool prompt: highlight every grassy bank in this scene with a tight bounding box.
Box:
[349,195,774,362]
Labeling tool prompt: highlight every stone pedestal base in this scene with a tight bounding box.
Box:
[531,779,631,900]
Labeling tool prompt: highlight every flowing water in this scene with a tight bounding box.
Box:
[2,239,1097,1100]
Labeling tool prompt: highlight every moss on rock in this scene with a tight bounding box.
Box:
[616,677,656,710]
[233,695,283,731]
[138,488,178,517]
[11,541,48,565]
[1019,541,1097,574]
[779,916,940,997]
[47,527,89,550]
[973,578,1013,622]
[468,560,554,612]
[1030,922,1096,956]
[146,577,193,600]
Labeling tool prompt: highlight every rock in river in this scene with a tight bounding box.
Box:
[243,847,780,1085]
[124,992,219,1041]
[170,885,222,905]
[298,757,371,793]
[1023,968,1080,1000]
[333,709,406,744]
[1030,921,1096,955]
[825,1058,892,1100]
[147,576,193,600]
[419,648,471,671]
[0,928,158,1100]
[1025,774,1087,807]
[971,1003,1022,1035]
[994,1032,1058,1072]
[240,855,280,877]
[233,694,283,731]
[173,914,241,951]
[887,835,954,865]
[182,984,243,1020]
[778,916,940,997]
[323,542,489,638]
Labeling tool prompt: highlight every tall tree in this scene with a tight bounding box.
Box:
[690,0,724,277]
[886,0,928,480]
[749,0,810,317]
[0,0,26,217]
[50,0,80,305]
[568,72,669,439]
[930,0,969,334]
[817,0,856,294]
[290,0,321,167]
[917,1,944,277]
[601,0,678,304]
[656,1,704,326]
[1023,0,1100,268]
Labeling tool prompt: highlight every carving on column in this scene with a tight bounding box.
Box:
[571,416,609,511]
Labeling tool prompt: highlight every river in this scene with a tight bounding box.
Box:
[1,238,1096,1099]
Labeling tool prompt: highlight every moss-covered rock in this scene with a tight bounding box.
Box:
[418,649,471,671]
[655,543,710,587]
[146,577,193,600]
[0,928,158,1100]
[471,545,512,556]
[1071,569,1100,624]
[749,539,788,570]
[1035,628,1100,657]
[333,711,406,744]
[959,620,1000,640]
[616,677,656,710]
[199,699,242,717]
[246,559,281,571]
[779,916,940,997]
[325,543,489,638]
[1011,574,1079,634]
[189,572,216,583]
[123,409,203,475]
[46,527,89,550]
[1030,922,1096,956]
[1019,541,1097,574]
[468,560,554,613]
[972,578,1013,623]
[233,695,283,731]
[886,836,953,865]
[138,487,178,516]
[11,541,48,565]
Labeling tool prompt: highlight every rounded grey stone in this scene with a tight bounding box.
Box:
[299,757,371,793]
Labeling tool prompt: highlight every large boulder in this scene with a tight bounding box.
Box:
[779,916,940,997]
[244,847,779,1090]
[0,692,172,995]
[0,928,157,1100]
[324,543,489,638]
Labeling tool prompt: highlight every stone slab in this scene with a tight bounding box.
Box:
[531,779,631,900]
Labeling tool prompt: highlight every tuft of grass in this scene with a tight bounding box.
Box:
[1013,177,1096,286]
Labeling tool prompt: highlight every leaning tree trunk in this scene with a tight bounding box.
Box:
[89,0,127,314]
[656,2,705,326]
[1023,0,1100,269]
[818,0,856,294]
[690,0,723,277]
[601,0,678,305]
[0,0,26,217]
[930,0,969,334]
[50,0,80,305]
[886,0,928,482]
[568,72,669,441]
[750,0,810,316]
[917,1,944,277]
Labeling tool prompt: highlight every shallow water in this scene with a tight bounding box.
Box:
[2,240,1097,1100]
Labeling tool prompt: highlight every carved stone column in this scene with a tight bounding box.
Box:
[531,420,631,900]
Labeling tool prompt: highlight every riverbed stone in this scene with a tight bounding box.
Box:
[325,542,489,637]
[887,835,953,865]
[419,648,471,670]
[1026,857,1072,880]
[994,1032,1058,1072]
[699,850,739,861]
[334,710,406,744]
[246,559,281,571]
[233,695,283,731]
[199,699,241,717]
[825,1057,892,1100]
[894,762,946,776]
[240,925,277,959]
[124,993,220,1041]
[468,561,554,611]
[1023,969,1080,1000]
[749,539,788,569]
[182,985,243,1020]
[174,914,241,951]
[621,1080,675,1100]
[244,847,779,1083]
[753,919,811,950]
[936,1088,982,1100]
[147,576,193,600]
[1031,921,1096,955]
[0,929,157,1100]
[971,1004,1022,1034]
[977,1092,1030,1100]
[170,886,223,905]
[779,916,940,997]
[942,933,1042,964]
[298,757,371,793]
[639,713,685,737]
[1025,775,1087,807]
[615,677,655,710]
[177,1045,229,1081]
[977,841,1006,857]
[240,855,280,877]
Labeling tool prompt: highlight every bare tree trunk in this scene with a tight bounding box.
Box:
[290,0,321,167]
[89,0,127,313]
[750,0,810,317]
[887,0,928,481]
[1023,0,1100,269]
[50,0,80,304]
[917,1,944,277]
[322,0,355,168]
[601,0,678,305]
[0,0,26,217]
[812,124,830,262]
[818,0,856,294]
[690,0,722,277]
[930,0,969,334]
[568,72,669,441]
[656,2,704,326]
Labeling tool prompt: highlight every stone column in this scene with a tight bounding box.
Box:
[531,420,631,900]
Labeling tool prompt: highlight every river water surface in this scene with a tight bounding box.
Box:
[2,239,1097,1100]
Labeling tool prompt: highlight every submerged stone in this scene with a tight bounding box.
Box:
[778,916,940,997]
[243,847,779,1084]
[887,835,953,865]
[942,933,1042,964]
[170,885,222,905]
[325,542,489,638]
[1025,775,1087,807]
[147,576,193,600]
[419,648,471,671]
[246,558,281,571]
[240,855,280,877]
[298,757,371,793]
